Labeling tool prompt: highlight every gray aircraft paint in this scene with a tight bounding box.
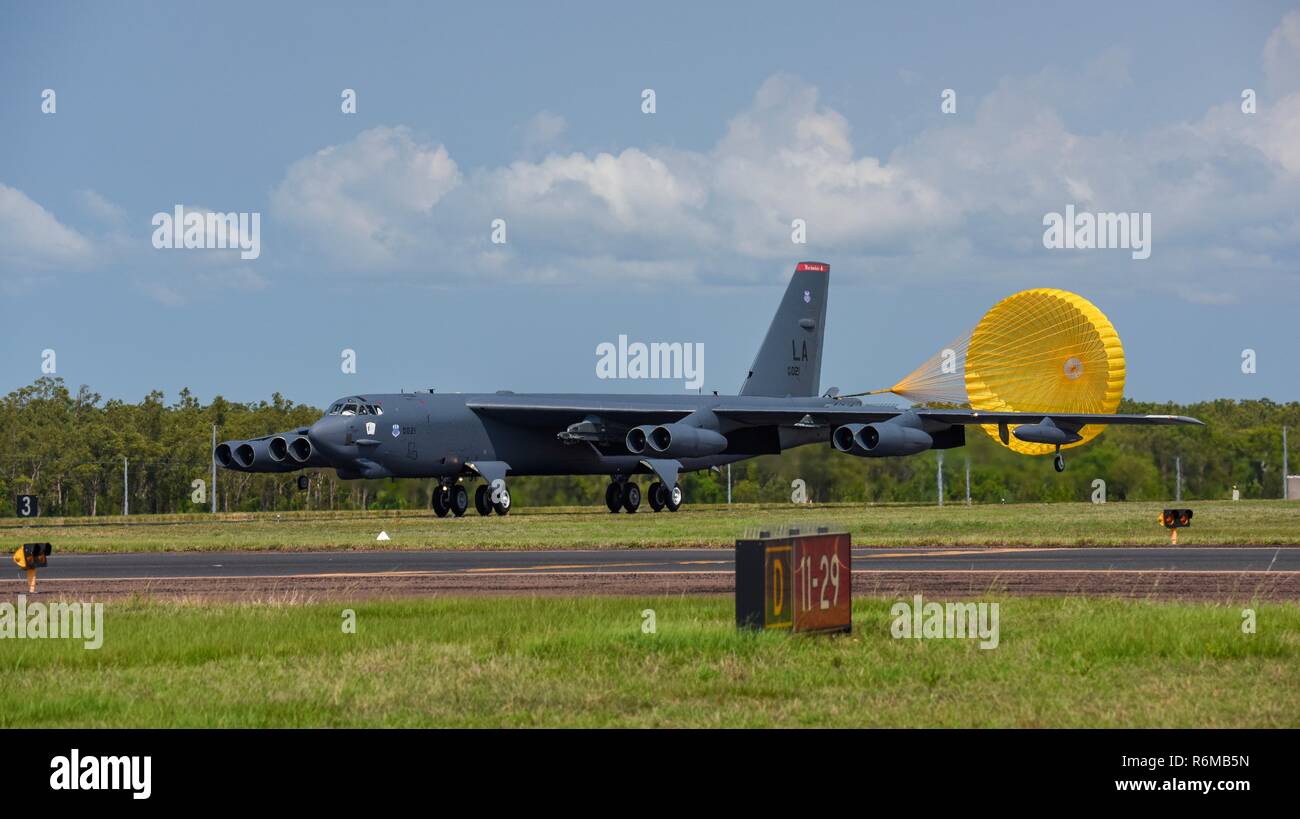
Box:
[217,262,1202,501]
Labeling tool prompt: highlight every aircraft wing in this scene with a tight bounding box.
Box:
[712,405,1204,428]
[466,398,693,428]
[467,397,1203,429]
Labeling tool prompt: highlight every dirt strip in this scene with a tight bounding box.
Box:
[3,570,1299,603]
[852,571,1300,601]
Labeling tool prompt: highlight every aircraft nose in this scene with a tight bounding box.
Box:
[307,416,347,456]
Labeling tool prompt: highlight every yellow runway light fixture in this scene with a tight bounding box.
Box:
[1160,508,1193,544]
[13,542,51,593]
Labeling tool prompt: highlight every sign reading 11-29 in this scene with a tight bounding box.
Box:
[735,529,851,634]
[799,545,844,616]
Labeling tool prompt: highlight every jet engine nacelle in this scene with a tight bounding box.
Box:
[215,441,240,469]
[646,423,728,458]
[235,439,270,470]
[625,425,655,455]
[221,438,299,472]
[271,435,317,465]
[831,424,868,455]
[269,436,292,464]
[832,414,934,457]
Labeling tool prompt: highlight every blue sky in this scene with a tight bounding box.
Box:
[2,1,1298,407]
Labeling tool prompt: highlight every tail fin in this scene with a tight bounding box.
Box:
[739,261,829,397]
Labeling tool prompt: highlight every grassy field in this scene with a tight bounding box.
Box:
[2,595,1296,727]
[1,499,1297,552]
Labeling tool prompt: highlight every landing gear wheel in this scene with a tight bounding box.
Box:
[605,482,624,513]
[433,485,451,518]
[492,485,511,516]
[622,482,641,513]
[648,482,666,512]
[1053,453,1066,473]
[474,484,492,516]
[297,475,309,491]
[450,484,470,517]
[665,484,683,512]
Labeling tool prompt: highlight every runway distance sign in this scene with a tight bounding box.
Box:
[16,495,38,518]
[736,529,851,634]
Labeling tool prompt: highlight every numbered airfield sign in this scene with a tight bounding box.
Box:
[16,495,38,518]
[736,528,851,634]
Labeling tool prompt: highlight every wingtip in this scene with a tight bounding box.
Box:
[1145,414,1205,426]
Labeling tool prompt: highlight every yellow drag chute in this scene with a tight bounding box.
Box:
[862,288,1127,456]
[964,288,1125,454]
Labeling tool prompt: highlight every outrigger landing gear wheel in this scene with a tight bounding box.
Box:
[474,484,492,516]
[1054,452,1066,473]
[665,484,683,512]
[297,475,309,491]
[605,482,624,513]
[450,484,470,517]
[433,485,451,517]
[647,481,666,512]
[622,482,641,513]
[492,485,511,516]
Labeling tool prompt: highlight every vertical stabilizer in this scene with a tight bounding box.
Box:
[738,262,830,397]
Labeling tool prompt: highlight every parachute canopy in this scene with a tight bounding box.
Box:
[883,288,1126,455]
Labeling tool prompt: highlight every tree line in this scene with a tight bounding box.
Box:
[0,377,1295,517]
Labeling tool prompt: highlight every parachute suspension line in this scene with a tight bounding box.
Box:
[887,331,972,405]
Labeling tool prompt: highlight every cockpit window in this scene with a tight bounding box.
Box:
[328,398,381,416]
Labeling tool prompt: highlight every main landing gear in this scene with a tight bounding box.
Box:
[475,483,511,516]
[607,479,682,513]
[432,483,471,517]
[606,481,641,513]
[647,481,682,512]
[436,480,511,518]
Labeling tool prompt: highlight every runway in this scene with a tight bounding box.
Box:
[19,545,1300,580]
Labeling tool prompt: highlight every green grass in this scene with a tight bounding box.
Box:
[3,500,1297,552]
[1,595,1297,727]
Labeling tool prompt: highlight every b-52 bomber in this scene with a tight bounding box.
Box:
[216,262,1202,516]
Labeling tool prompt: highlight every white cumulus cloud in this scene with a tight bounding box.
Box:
[0,183,95,275]
[264,14,1300,298]
[270,125,462,270]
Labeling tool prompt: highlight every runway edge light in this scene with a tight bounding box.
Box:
[13,542,52,593]
[1159,509,1193,544]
